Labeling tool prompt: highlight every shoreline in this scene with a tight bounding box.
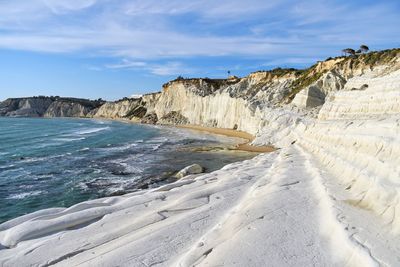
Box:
[98,117,276,153]
[0,117,262,224]
[1,116,275,153]
[178,124,276,153]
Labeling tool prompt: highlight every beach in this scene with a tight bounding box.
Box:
[0,118,260,224]
[1,49,400,266]
[179,124,276,153]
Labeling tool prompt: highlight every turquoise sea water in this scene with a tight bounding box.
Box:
[0,117,255,223]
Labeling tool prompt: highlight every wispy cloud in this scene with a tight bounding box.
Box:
[42,0,97,14]
[105,59,147,69]
[149,62,194,76]
[0,0,399,74]
[105,59,195,76]
[123,0,283,18]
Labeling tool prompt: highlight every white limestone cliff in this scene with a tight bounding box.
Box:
[1,49,400,266]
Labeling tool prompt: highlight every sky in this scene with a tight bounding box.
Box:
[0,0,399,101]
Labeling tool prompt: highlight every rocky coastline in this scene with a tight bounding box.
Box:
[1,48,400,266]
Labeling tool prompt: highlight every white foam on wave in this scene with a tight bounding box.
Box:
[75,127,110,135]
[6,190,44,200]
[92,120,110,125]
[145,137,169,151]
[99,143,138,152]
[53,137,86,142]
[0,164,15,170]
[116,161,144,174]
[18,152,75,163]
[151,143,162,150]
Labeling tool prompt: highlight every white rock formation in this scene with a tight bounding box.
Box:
[93,99,143,119]
[1,49,400,266]
[0,97,102,117]
[292,70,346,108]
[44,101,92,117]
[175,164,203,178]
[319,69,400,120]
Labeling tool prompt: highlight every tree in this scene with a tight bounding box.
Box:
[342,48,356,56]
[360,45,369,53]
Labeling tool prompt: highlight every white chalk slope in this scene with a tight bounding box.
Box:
[1,69,400,266]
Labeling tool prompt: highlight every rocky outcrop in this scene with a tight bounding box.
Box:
[158,111,189,125]
[175,164,203,178]
[2,49,400,266]
[148,70,299,134]
[0,97,53,117]
[318,69,400,120]
[291,70,346,108]
[92,98,146,120]
[289,49,400,107]
[44,101,92,117]
[0,97,103,118]
[141,112,158,124]
[1,49,399,136]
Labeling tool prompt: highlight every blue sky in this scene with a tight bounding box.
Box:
[0,0,399,101]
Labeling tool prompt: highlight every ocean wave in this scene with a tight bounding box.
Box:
[113,161,144,174]
[75,127,110,135]
[98,143,139,152]
[6,190,44,200]
[151,143,162,150]
[53,137,86,142]
[18,153,74,163]
[0,164,15,170]
[92,119,111,125]
[145,137,169,151]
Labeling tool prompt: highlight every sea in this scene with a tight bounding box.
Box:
[0,117,256,223]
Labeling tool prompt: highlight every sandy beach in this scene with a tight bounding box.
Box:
[112,118,276,153]
[179,124,276,153]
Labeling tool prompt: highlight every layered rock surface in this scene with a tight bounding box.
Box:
[1,49,400,266]
[0,97,104,118]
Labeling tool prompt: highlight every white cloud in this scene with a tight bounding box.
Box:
[149,62,193,76]
[0,0,398,72]
[104,59,195,76]
[105,59,147,69]
[262,57,320,67]
[123,0,282,18]
[41,0,97,13]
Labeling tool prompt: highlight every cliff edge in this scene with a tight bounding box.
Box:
[1,48,400,266]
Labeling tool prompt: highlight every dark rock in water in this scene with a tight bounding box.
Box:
[141,112,158,124]
[182,139,197,145]
[135,171,177,190]
[138,184,149,190]
[111,170,133,176]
